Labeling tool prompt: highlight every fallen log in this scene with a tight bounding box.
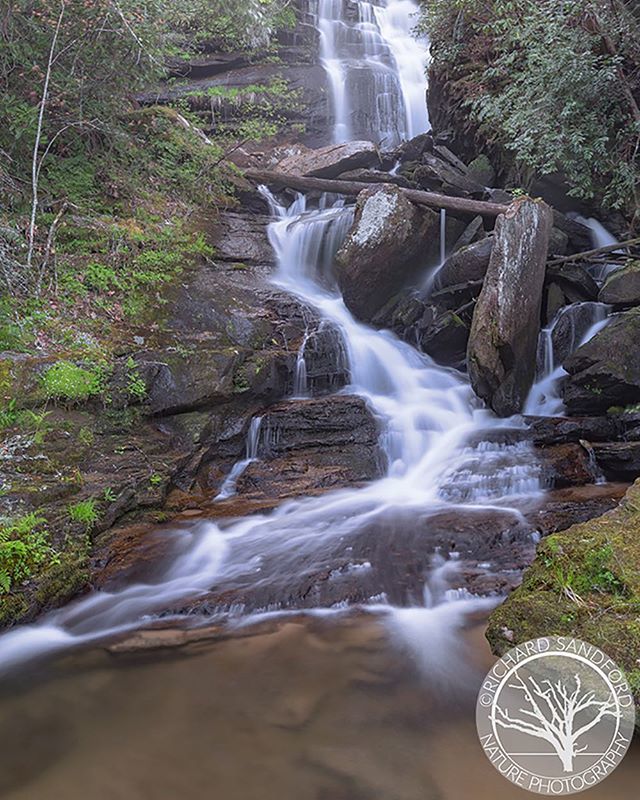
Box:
[244,169,510,218]
[547,237,640,266]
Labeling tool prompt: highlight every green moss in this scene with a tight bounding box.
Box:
[33,550,91,612]
[487,480,640,712]
[0,593,29,628]
[43,361,104,403]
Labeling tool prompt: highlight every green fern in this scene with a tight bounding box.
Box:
[0,513,53,594]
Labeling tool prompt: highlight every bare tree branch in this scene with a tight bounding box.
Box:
[27,2,66,270]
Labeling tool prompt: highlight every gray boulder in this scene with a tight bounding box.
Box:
[335,185,440,321]
[276,141,380,178]
[467,199,553,416]
[599,261,640,306]
[563,308,640,414]
[433,236,493,291]
[546,262,599,303]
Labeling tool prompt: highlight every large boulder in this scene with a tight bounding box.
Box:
[432,236,493,291]
[467,199,553,416]
[562,308,640,414]
[546,262,599,302]
[599,261,640,306]
[334,185,440,321]
[276,141,380,178]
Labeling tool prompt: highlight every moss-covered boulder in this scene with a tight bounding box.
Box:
[487,479,640,713]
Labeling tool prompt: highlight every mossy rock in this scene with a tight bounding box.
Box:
[467,153,495,187]
[0,354,53,410]
[487,480,640,714]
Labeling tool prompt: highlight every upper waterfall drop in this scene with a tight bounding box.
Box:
[316,0,429,146]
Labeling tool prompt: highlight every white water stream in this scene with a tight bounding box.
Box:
[317,0,428,144]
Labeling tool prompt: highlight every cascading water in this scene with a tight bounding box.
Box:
[0,1,542,676]
[292,330,311,398]
[0,189,544,675]
[525,302,610,416]
[317,0,428,145]
[572,214,620,282]
[214,416,264,501]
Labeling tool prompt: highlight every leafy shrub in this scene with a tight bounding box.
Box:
[0,513,55,594]
[125,357,147,401]
[419,0,640,211]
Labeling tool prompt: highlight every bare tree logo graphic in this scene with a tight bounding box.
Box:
[491,669,620,773]
[476,638,635,796]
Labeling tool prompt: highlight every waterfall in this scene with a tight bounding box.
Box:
[525,302,610,416]
[571,215,620,282]
[316,0,428,145]
[215,416,263,501]
[0,190,544,674]
[293,330,311,398]
[0,3,543,674]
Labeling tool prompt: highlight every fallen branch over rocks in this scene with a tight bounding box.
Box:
[244,169,510,218]
[547,238,640,267]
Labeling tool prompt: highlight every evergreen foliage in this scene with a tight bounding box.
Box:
[419,0,640,213]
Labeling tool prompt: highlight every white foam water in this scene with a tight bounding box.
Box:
[214,416,264,501]
[317,0,428,144]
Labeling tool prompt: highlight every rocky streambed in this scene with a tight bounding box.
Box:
[2,0,640,760]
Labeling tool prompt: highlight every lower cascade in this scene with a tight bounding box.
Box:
[0,191,543,673]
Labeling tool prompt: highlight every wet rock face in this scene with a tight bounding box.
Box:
[467,199,553,416]
[234,396,384,500]
[276,141,381,178]
[599,261,640,306]
[562,308,640,414]
[524,415,620,445]
[433,236,493,292]
[334,185,440,322]
[212,213,275,265]
[592,442,640,482]
[545,262,599,303]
